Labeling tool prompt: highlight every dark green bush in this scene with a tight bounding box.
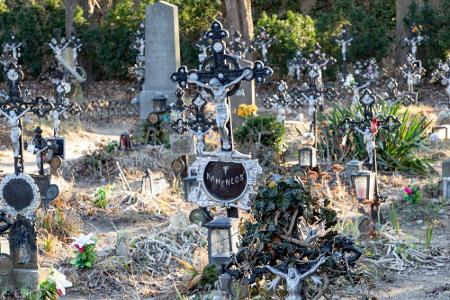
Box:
[313,0,395,64]
[255,11,316,75]
[0,0,221,80]
[234,115,286,155]
[319,102,433,175]
[405,0,450,69]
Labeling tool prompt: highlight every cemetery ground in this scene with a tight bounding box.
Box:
[1,82,449,300]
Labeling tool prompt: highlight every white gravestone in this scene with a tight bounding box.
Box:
[139,1,181,119]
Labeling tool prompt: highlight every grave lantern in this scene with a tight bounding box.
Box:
[152,94,168,113]
[351,170,376,201]
[442,177,450,200]
[205,217,239,266]
[299,146,317,168]
[432,125,450,140]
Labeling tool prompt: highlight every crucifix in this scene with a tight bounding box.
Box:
[262,81,302,123]
[383,78,415,106]
[230,31,253,60]
[253,27,275,64]
[334,25,353,77]
[431,57,450,104]
[171,21,272,152]
[400,53,426,93]
[0,62,53,174]
[1,33,22,66]
[303,43,336,94]
[403,24,426,60]
[291,82,337,148]
[340,89,400,229]
[49,81,81,137]
[354,58,379,84]
[287,50,304,81]
[49,31,86,83]
[171,21,271,221]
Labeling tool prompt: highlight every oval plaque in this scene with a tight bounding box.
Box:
[3,178,34,211]
[203,161,247,201]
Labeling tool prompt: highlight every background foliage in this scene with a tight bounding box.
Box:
[405,0,450,70]
[0,0,447,80]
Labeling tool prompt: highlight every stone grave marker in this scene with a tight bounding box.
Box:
[230,58,256,127]
[139,1,181,119]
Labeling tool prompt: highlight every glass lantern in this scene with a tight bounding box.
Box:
[299,146,317,168]
[205,217,239,265]
[152,95,168,113]
[442,177,450,200]
[432,125,450,140]
[351,170,376,202]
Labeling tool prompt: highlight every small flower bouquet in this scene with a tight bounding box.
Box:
[70,233,97,269]
[236,104,257,118]
[403,186,422,204]
[39,269,72,299]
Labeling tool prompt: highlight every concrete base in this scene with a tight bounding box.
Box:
[0,268,51,290]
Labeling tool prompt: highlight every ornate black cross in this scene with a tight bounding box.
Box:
[383,78,415,106]
[340,89,401,170]
[334,25,353,77]
[262,81,302,123]
[287,50,304,81]
[171,21,272,151]
[0,62,53,174]
[303,43,336,89]
[399,54,426,93]
[431,57,450,104]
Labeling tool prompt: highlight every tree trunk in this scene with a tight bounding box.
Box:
[133,0,141,12]
[224,0,254,42]
[65,0,75,37]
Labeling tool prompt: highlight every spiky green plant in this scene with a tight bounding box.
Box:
[319,102,432,174]
[425,222,434,248]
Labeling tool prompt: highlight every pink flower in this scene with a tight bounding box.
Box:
[57,289,63,296]
[403,187,413,195]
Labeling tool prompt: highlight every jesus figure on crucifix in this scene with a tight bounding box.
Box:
[187,69,253,150]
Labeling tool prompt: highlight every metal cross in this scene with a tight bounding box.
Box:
[303,43,336,89]
[354,58,379,85]
[291,82,337,146]
[230,31,253,60]
[170,89,214,155]
[334,25,353,76]
[171,21,272,151]
[1,33,22,67]
[0,62,53,174]
[383,78,415,106]
[400,53,426,93]
[287,50,304,81]
[253,27,276,63]
[340,89,401,169]
[262,81,302,123]
[431,57,450,104]
[403,24,426,59]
